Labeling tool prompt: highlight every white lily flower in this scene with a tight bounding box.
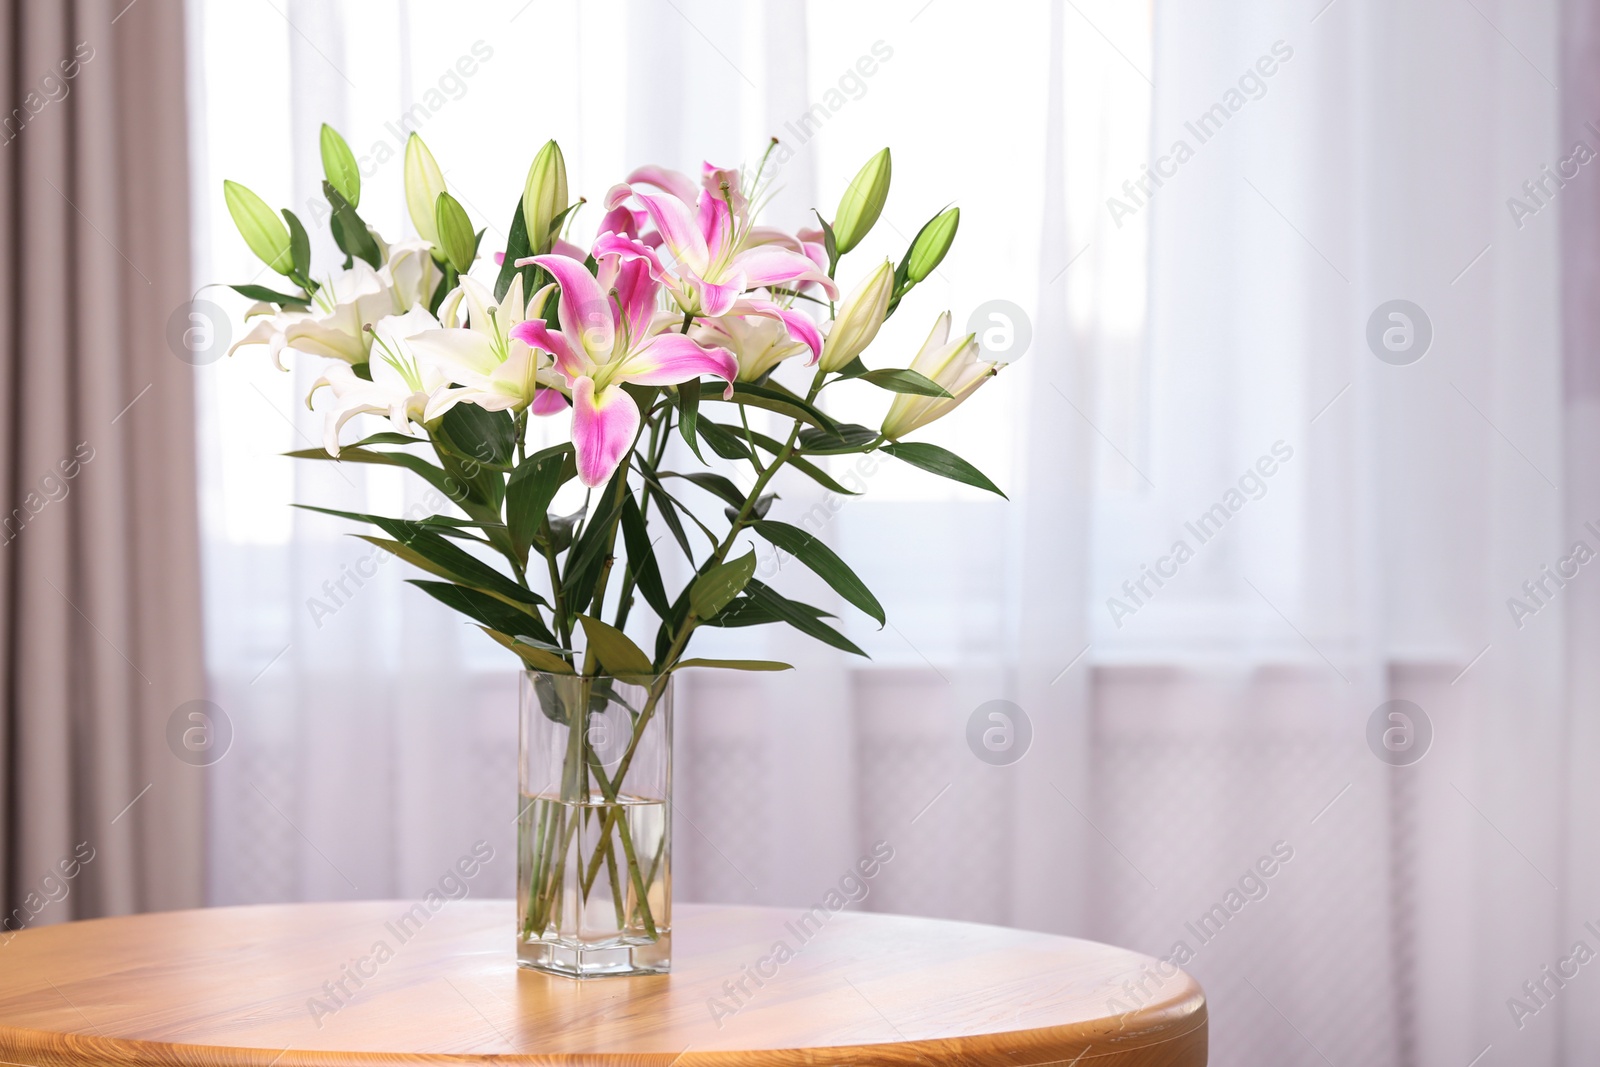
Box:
[306,306,461,457]
[880,311,999,439]
[408,275,567,414]
[230,241,439,371]
[694,310,812,383]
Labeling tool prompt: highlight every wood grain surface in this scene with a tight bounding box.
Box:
[0,901,1205,1066]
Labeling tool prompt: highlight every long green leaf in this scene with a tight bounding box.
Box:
[230,283,308,309]
[743,579,867,656]
[478,626,574,673]
[696,420,751,460]
[409,580,557,647]
[708,381,839,434]
[671,658,794,672]
[677,378,705,462]
[577,614,654,675]
[754,519,885,625]
[690,550,757,620]
[507,444,572,559]
[857,368,952,397]
[284,446,485,515]
[879,441,1006,498]
[619,490,671,618]
[337,519,544,608]
[436,404,516,469]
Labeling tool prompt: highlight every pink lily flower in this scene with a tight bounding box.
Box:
[509,253,738,487]
[611,164,838,317]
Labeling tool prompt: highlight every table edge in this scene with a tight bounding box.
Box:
[0,1006,1207,1067]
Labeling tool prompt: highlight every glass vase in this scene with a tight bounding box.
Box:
[517,670,672,977]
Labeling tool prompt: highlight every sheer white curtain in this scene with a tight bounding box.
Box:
[188,0,1594,1064]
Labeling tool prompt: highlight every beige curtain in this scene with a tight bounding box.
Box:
[0,0,203,926]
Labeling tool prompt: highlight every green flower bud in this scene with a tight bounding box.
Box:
[434,192,476,274]
[832,147,891,255]
[222,180,293,276]
[522,140,569,255]
[905,207,959,283]
[403,133,447,245]
[320,124,361,208]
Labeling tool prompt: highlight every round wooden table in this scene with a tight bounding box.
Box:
[0,901,1206,1066]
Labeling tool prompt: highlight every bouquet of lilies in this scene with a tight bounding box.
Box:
[223,129,1005,679]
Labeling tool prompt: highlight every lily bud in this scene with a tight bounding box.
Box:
[403,133,448,245]
[820,260,894,372]
[880,311,999,439]
[905,207,959,283]
[832,148,891,255]
[320,124,361,208]
[223,180,293,275]
[522,139,569,254]
[434,192,476,274]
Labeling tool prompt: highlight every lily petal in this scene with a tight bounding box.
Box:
[532,387,571,416]
[619,333,738,395]
[571,376,640,487]
[625,165,698,205]
[742,298,824,362]
[733,245,840,299]
[509,318,585,381]
[637,192,709,272]
[532,254,615,360]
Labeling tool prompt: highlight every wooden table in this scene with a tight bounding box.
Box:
[0,901,1206,1066]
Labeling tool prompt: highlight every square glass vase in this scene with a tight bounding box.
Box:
[517,670,671,978]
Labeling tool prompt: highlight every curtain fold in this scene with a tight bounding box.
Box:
[0,0,204,927]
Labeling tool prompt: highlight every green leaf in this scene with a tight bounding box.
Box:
[229,283,308,309]
[645,482,695,561]
[357,534,543,614]
[832,148,891,255]
[435,192,476,274]
[284,446,483,515]
[478,626,575,673]
[281,208,312,283]
[744,579,867,656]
[563,468,627,610]
[754,519,885,625]
[798,422,879,454]
[696,420,752,461]
[690,550,757,620]
[495,197,534,304]
[408,580,557,647]
[294,504,540,602]
[577,614,654,676]
[349,431,425,448]
[710,381,839,434]
[671,658,794,672]
[727,428,861,496]
[619,490,671,619]
[676,378,705,462]
[320,124,361,208]
[857,368,952,397]
[879,441,1006,498]
[674,471,746,510]
[438,397,516,468]
[324,180,382,269]
[507,444,572,560]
